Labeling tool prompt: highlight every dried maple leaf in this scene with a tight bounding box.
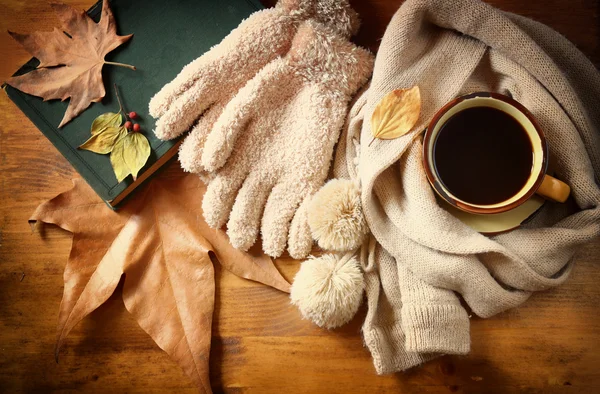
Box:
[30,170,290,393]
[6,0,134,127]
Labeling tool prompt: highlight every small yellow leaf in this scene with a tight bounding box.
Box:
[91,112,122,135]
[110,136,130,183]
[109,132,151,183]
[370,86,421,145]
[79,126,127,154]
[123,132,151,181]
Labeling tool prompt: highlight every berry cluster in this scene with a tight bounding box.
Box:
[114,84,142,133]
[124,112,141,132]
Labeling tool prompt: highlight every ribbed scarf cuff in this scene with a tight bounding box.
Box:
[363,322,436,375]
[401,304,471,354]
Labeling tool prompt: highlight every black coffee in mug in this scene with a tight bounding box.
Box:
[433,106,533,205]
[424,92,570,215]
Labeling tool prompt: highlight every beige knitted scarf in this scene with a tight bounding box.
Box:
[334,0,600,374]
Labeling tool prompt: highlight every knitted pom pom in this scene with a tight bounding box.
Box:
[290,253,364,329]
[307,179,369,252]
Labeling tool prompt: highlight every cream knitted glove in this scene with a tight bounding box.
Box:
[199,21,374,258]
[148,0,359,174]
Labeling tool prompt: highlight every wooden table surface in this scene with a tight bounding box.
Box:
[1,0,599,393]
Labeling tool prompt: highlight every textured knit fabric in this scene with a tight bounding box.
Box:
[149,0,369,259]
[199,21,374,258]
[359,239,436,374]
[334,91,470,374]
[336,0,600,374]
[149,0,359,173]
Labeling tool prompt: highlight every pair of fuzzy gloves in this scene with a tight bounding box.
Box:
[149,0,374,259]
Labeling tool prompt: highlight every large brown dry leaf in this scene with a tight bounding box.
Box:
[30,171,290,393]
[370,85,421,145]
[7,0,133,127]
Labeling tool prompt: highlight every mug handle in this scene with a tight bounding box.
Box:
[535,175,571,203]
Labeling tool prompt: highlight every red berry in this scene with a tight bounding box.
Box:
[129,111,138,119]
[132,123,141,132]
[124,120,133,129]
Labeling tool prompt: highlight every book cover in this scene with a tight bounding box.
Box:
[3,0,263,206]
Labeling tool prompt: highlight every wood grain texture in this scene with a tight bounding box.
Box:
[1,0,599,393]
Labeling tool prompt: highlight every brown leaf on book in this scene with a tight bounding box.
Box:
[6,0,134,128]
[30,171,290,393]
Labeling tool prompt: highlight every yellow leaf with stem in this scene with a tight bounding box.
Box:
[370,85,421,146]
[91,112,122,135]
[123,132,151,180]
[79,126,127,154]
[110,132,151,182]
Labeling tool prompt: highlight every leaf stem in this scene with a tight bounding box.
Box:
[105,61,136,70]
[368,137,376,147]
[113,83,128,118]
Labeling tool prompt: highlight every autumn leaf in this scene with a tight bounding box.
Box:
[370,85,421,146]
[79,125,127,154]
[110,131,151,181]
[29,170,290,393]
[91,112,123,135]
[80,97,152,183]
[6,0,134,128]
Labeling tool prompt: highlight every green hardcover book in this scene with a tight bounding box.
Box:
[3,0,263,207]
